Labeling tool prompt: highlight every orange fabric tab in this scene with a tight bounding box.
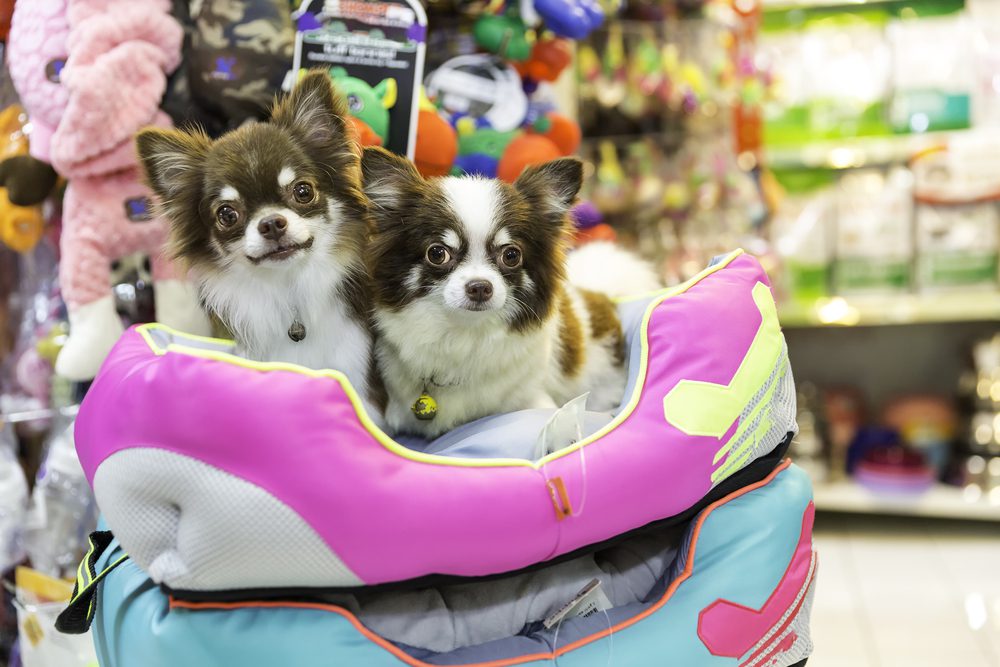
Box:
[547,477,573,520]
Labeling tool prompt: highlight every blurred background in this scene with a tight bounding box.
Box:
[1,0,999,665]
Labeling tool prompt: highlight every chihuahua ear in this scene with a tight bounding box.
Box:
[513,158,583,215]
[136,127,211,204]
[272,69,351,148]
[360,146,423,210]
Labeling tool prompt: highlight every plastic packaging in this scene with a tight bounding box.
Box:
[23,423,97,579]
[834,168,914,294]
[14,566,98,667]
[0,421,28,573]
[888,13,973,133]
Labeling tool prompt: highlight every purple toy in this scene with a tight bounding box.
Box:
[571,200,603,229]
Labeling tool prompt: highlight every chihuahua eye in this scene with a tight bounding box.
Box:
[292,182,315,204]
[216,205,239,227]
[425,244,452,266]
[499,245,522,269]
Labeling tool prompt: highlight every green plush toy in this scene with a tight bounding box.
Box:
[328,67,397,146]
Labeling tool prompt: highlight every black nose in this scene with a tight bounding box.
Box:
[465,280,494,303]
[258,215,287,241]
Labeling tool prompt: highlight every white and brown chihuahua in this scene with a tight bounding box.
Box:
[137,72,377,403]
[361,147,650,438]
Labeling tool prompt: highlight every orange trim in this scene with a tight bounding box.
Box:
[168,459,795,667]
[547,477,573,521]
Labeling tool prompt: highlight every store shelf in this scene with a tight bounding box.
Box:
[778,292,1000,328]
[813,480,1000,521]
[0,405,79,424]
[766,132,953,171]
[762,0,964,18]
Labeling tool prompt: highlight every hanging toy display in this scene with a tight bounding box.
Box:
[417,0,593,180]
[592,139,630,214]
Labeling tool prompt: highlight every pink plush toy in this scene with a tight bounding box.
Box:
[8,0,210,381]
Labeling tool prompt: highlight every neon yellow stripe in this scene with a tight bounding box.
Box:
[76,540,94,591]
[712,363,786,465]
[135,249,748,469]
[711,432,764,483]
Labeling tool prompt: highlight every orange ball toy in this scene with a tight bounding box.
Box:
[347,116,382,149]
[496,133,562,183]
[414,109,458,178]
[515,38,572,82]
[539,112,580,156]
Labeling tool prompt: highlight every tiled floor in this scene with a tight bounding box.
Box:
[810,513,1000,667]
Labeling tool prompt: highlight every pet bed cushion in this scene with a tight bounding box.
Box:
[74,250,797,592]
[89,460,816,667]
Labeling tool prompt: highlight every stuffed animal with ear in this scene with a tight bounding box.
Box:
[328,68,397,146]
[7,0,210,381]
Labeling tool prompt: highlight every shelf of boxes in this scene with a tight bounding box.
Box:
[778,292,1000,328]
[765,132,956,171]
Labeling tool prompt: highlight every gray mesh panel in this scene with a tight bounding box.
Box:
[712,343,798,487]
[94,449,362,590]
